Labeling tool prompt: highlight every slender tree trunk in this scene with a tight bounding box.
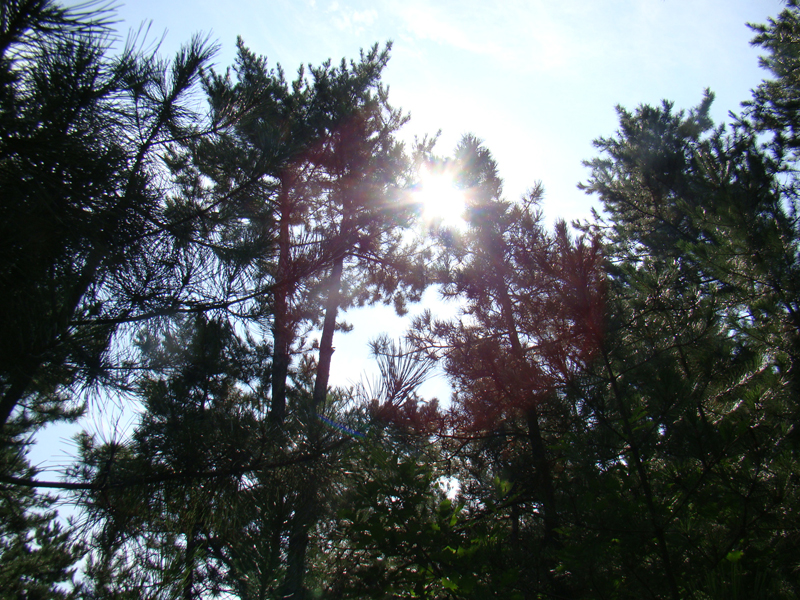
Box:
[601,349,681,600]
[312,256,344,408]
[184,524,198,600]
[280,475,316,600]
[270,179,293,425]
[260,490,286,599]
[493,276,567,595]
[282,251,345,598]
[281,518,310,600]
[510,500,520,550]
[495,280,561,545]
[525,405,559,545]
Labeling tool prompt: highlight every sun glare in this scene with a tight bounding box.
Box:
[415,168,467,229]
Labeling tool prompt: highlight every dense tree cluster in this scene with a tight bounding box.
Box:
[2,1,799,598]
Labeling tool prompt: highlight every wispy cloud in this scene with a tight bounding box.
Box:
[327,2,379,34]
[392,1,512,61]
[385,0,602,73]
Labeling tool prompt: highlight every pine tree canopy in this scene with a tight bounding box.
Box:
[2,1,799,599]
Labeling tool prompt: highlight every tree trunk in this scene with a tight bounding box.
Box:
[525,405,559,546]
[493,276,567,595]
[281,253,346,598]
[495,278,561,546]
[270,178,294,425]
[312,256,344,409]
[280,475,316,600]
[184,524,198,600]
[602,349,681,600]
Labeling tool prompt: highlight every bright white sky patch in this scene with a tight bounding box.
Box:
[415,167,468,230]
[396,2,511,62]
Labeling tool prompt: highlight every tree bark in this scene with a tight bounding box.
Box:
[494,275,561,547]
[602,348,681,600]
[280,475,315,600]
[525,405,559,546]
[492,271,566,595]
[270,177,294,425]
[281,250,346,598]
[312,256,344,409]
[184,524,198,600]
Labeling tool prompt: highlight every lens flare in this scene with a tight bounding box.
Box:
[415,167,467,229]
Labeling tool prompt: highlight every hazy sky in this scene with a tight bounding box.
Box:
[33,0,786,469]
[109,0,783,222]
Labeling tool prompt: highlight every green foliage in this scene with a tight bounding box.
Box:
[5,2,800,599]
[0,0,218,432]
[409,136,604,598]
[745,0,800,166]
[73,315,270,599]
[324,438,518,599]
[573,80,800,597]
[0,439,84,599]
[0,1,217,595]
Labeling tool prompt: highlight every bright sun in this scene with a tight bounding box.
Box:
[414,167,467,229]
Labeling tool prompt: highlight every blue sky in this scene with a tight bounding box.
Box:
[32,0,786,469]
[110,0,783,222]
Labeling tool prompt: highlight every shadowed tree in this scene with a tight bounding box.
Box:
[572,90,800,598]
[194,42,428,598]
[0,2,226,594]
[198,41,425,430]
[74,315,270,599]
[410,135,604,598]
[1,432,85,598]
[0,0,219,434]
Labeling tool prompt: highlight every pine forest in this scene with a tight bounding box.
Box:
[2,1,800,598]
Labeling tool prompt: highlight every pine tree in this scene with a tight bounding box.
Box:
[191,42,426,597]
[1,436,84,598]
[409,135,604,598]
[0,0,218,433]
[574,91,800,598]
[0,3,223,595]
[75,315,270,599]
[745,0,800,166]
[198,40,423,429]
[320,340,517,599]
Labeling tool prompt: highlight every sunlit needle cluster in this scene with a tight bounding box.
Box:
[414,167,468,229]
